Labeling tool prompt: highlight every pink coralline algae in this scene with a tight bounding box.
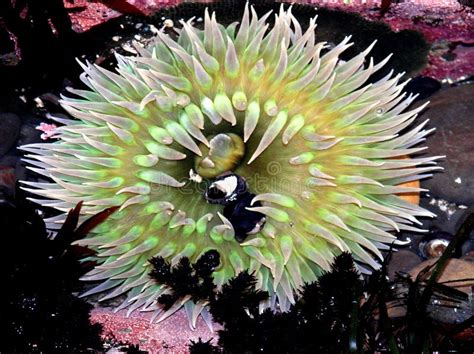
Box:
[36,123,58,140]
[287,1,474,81]
[355,1,474,81]
[90,308,218,353]
[64,0,181,32]
[65,0,473,81]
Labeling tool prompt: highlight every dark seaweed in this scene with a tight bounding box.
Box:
[189,338,220,354]
[189,213,474,353]
[149,250,220,310]
[0,188,117,352]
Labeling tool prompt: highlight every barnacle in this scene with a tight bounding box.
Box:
[20,4,441,327]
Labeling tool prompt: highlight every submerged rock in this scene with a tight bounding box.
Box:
[0,113,21,157]
[458,0,474,8]
[421,84,474,205]
[409,257,474,294]
[404,76,442,101]
[387,250,422,281]
[409,258,474,325]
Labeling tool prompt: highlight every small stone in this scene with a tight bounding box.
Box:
[164,19,174,28]
[33,97,44,108]
[0,113,21,157]
[408,258,474,325]
[461,250,474,262]
[404,198,474,262]
[409,258,474,295]
[387,250,422,281]
[417,231,457,259]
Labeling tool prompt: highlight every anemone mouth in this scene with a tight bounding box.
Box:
[19,3,441,326]
[195,133,245,178]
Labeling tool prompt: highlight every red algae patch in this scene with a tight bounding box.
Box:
[65,0,473,80]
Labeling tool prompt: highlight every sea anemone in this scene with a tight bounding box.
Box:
[20,4,441,327]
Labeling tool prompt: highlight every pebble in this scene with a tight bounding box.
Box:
[410,257,474,292]
[408,258,473,324]
[163,19,174,28]
[401,195,474,258]
[387,250,422,281]
[418,230,455,259]
[461,250,474,262]
[388,257,473,325]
